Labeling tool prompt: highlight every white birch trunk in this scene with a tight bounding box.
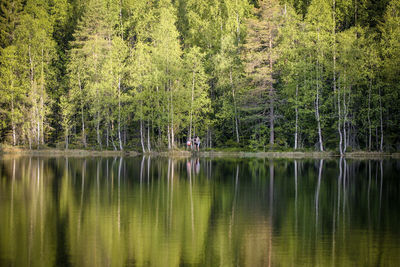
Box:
[11,95,16,146]
[189,70,195,142]
[118,77,123,151]
[78,75,86,148]
[140,118,145,153]
[315,32,324,152]
[295,84,298,150]
[147,119,151,152]
[368,79,372,151]
[269,32,274,146]
[230,69,240,143]
[97,111,101,149]
[379,87,383,151]
[316,70,324,152]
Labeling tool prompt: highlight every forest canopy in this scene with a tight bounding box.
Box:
[0,0,399,153]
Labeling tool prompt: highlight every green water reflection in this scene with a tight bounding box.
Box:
[0,156,399,266]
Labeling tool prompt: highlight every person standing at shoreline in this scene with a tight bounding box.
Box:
[195,136,200,151]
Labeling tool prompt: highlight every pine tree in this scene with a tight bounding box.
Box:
[243,0,282,147]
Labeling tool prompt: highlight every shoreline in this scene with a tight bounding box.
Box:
[1,147,399,159]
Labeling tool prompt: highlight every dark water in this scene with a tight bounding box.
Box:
[0,156,399,266]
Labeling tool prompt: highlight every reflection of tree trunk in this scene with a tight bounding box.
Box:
[294,160,298,227]
[229,164,239,241]
[189,159,194,238]
[170,160,174,227]
[368,160,371,226]
[315,159,323,226]
[379,160,383,220]
[343,158,347,223]
[11,159,15,225]
[118,157,122,234]
[268,160,274,267]
[78,159,86,238]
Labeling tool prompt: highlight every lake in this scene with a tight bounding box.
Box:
[0,156,399,266]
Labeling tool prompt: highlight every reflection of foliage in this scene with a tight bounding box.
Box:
[0,157,399,266]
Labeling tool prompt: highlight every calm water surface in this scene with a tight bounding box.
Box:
[0,156,399,266]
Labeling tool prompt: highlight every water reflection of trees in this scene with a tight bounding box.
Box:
[0,156,399,266]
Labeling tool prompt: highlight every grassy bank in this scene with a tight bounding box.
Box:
[1,146,398,159]
[0,146,139,157]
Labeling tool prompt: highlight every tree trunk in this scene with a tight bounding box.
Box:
[118,77,123,151]
[269,31,275,146]
[315,33,324,152]
[189,70,195,142]
[106,122,109,148]
[167,124,171,150]
[97,111,102,149]
[170,81,175,149]
[147,119,151,152]
[11,95,16,146]
[40,48,45,145]
[316,68,324,152]
[65,129,68,150]
[230,69,240,143]
[78,75,86,148]
[338,82,343,155]
[379,87,383,151]
[368,79,372,151]
[315,159,323,224]
[295,84,298,150]
[140,118,146,153]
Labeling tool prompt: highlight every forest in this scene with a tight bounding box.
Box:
[0,0,399,153]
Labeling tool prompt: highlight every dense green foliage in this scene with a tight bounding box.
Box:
[0,0,399,152]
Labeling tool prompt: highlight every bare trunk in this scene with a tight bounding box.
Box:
[343,84,348,153]
[368,79,372,151]
[230,69,240,143]
[97,111,102,149]
[167,124,171,150]
[40,48,45,145]
[171,123,175,149]
[78,75,86,148]
[118,77,123,151]
[110,121,117,151]
[189,70,195,142]
[140,118,146,153]
[147,119,151,152]
[269,32,274,146]
[170,82,175,149]
[379,87,383,151]
[338,82,343,155]
[11,95,16,146]
[316,34,324,152]
[295,84,298,150]
[316,75,323,152]
[65,129,68,149]
[106,123,109,148]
